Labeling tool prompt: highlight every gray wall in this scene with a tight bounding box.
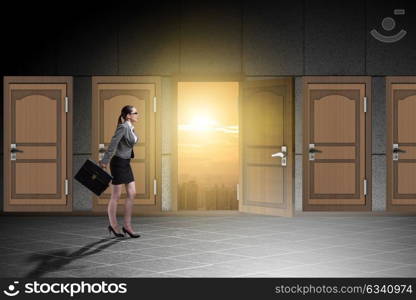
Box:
[3,0,416,76]
[73,77,93,211]
[2,0,415,212]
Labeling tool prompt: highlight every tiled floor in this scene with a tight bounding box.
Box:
[0,214,415,278]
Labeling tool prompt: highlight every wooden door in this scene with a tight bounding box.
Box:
[239,78,294,217]
[4,77,73,212]
[387,77,416,212]
[92,77,161,213]
[303,77,371,211]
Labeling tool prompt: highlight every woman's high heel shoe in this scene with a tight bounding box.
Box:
[108,225,125,237]
[122,226,140,238]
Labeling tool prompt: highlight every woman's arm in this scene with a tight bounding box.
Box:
[100,124,126,166]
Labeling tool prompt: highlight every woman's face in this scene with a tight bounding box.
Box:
[128,107,139,123]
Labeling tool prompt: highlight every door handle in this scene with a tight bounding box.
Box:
[309,148,322,153]
[271,152,285,158]
[309,144,322,161]
[271,146,287,166]
[10,144,23,161]
[393,144,406,161]
[10,148,24,153]
[99,144,106,161]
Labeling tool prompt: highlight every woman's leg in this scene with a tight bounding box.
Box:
[108,183,122,231]
[124,181,136,231]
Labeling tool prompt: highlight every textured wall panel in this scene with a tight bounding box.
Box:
[305,0,365,75]
[244,0,303,75]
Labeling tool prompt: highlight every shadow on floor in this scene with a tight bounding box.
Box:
[24,237,123,278]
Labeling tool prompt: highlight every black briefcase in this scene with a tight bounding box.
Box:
[74,159,113,196]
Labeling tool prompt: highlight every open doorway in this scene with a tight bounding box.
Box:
[177,82,239,210]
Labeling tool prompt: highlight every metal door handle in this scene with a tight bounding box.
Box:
[99,144,106,160]
[10,144,23,161]
[309,144,322,161]
[271,146,287,166]
[309,148,322,153]
[271,152,286,158]
[393,144,406,161]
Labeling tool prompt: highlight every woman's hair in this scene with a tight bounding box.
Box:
[117,105,134,126]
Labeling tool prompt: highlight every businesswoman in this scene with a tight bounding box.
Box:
[99,105,140,238]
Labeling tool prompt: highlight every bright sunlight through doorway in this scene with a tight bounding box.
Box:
[178,82,239,210]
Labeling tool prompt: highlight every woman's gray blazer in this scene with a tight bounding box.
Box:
[101,122,138,164]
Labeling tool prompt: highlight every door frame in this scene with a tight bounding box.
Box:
[386,76,416,212]
[171,74,243,211]
[3,76,73,212]
[302,76,372,211]
[91,76,162,213]
[172,75,294,215]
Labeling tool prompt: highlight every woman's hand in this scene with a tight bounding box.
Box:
[99,160,107,169]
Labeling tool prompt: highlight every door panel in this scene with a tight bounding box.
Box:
[303,77,371,211]
[314,163,356,194]
[92,77,161,212]
[313,95,356,143]
[240,78,294,217]
[4,77,73,211]
[387,78,416,211]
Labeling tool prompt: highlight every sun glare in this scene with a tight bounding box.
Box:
[191,115,218,129]
[179,114,217,132]
[179,114,238,134]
